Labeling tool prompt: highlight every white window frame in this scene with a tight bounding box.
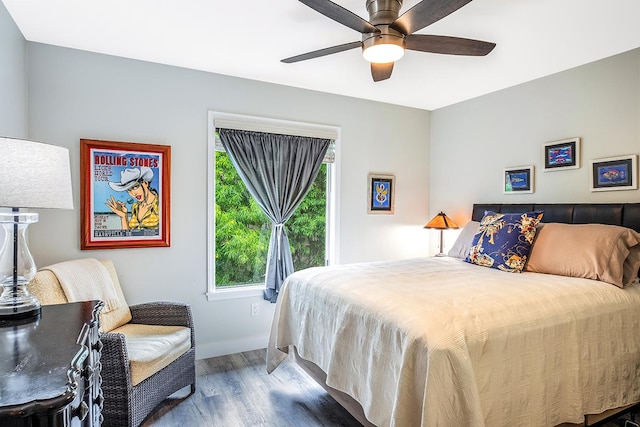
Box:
[206,111,340,301]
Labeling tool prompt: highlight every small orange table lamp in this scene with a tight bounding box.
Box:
[424,212,459,257]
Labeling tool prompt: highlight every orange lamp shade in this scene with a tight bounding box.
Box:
[424,212,459,230]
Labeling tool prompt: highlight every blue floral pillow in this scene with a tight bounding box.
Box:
[464,211,543,272]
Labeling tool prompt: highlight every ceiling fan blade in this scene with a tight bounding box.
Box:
[391,0,472,35]
[281,41,362,63]
[299,0,378,34]
[405,34,495,56]
[371,62,394,82]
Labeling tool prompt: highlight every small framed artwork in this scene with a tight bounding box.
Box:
[504,166,534,194]
[543,137,580,171]
[80,139,171,249]
[590,154,638,192]
[368,173,395,214]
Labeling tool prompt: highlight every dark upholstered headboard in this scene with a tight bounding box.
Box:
[472,203,640,234]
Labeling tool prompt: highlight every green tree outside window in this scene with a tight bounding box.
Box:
[215,151,327,287]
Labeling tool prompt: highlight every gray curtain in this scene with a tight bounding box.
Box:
[218,128,331,302]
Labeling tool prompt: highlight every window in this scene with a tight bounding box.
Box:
[214,150,271,288]
[207,112,339,299]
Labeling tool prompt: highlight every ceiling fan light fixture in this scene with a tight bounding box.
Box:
[363,43,404,63]
[362,32,405,63]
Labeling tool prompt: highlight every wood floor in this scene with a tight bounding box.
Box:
[139,348,363,427]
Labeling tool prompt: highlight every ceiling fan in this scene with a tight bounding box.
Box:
[282,0,496,82]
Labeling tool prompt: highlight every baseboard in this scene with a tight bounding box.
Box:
[196,334,269,359]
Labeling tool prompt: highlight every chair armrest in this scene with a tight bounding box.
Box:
[99,331,133,393]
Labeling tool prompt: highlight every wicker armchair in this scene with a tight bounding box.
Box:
[100,301,196,426]
[28,259,196,427]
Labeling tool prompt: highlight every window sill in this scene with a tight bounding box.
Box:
[206,286,264,301]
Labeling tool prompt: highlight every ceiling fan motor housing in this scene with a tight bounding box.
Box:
[366,0,402,25]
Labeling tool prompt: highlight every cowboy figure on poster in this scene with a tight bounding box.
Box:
[91,150,163,239]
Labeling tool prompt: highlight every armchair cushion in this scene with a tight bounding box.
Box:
[110,323,192,386]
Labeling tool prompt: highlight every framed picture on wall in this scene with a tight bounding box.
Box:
[80,139,171,249]
[590,154,638,192]
[543,137,580,171]
[504,166,534,194]
[368,173,395,214]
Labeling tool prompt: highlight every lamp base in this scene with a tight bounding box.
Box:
[435,252,447,257]
[0,300,41,320]
[0,279,42,320]
[0,211,41,320]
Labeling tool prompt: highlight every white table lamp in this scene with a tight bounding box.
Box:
[0,137,73,319]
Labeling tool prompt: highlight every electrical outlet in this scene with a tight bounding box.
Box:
[251,303,259,317]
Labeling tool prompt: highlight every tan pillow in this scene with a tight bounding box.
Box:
[447,220,480,259]
[525,223,640,287]
[29,269,69,305]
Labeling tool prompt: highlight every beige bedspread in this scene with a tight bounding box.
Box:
[267,257,640,427]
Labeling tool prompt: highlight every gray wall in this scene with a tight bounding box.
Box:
[430,48,640,253]
[0,1,26,137]
[25,43,430,358]
[0,3,26,264]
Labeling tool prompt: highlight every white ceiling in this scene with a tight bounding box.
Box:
[4,0,640,111]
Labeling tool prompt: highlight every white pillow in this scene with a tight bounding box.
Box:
[447,220,480,259]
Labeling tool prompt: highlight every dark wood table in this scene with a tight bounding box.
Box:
[0,301,103,426]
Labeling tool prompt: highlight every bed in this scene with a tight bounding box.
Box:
[267,203,640,427]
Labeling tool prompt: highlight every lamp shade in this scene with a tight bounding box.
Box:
[424,212,459,230]
[0,137,73,210]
